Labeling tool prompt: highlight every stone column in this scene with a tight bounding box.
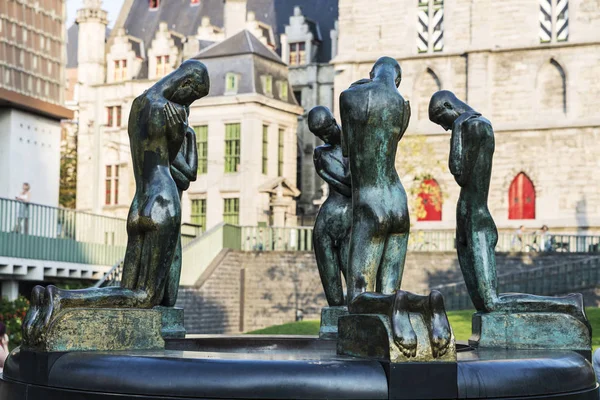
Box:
[1,280,19,301]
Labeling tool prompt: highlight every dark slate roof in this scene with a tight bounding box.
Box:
[193,30,298,106]
[196,30,284,65]
[122,0,224,56]
[120,0,338,63]
[66,23,111,68]
[67,0,338,68]
[129,37,144,58]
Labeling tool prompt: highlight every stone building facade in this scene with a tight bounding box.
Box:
[70,0,338,229]
[334,0,600,233]
[0,0,72,207]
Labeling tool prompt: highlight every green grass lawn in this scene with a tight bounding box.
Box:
[249,308,600,352]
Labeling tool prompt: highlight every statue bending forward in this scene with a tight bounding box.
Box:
[309,106,351,307]
[23,60,210,344]
[428,90,589,328]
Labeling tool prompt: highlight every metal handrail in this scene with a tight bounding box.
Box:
[434,255,600,310]
[93,259,124,288]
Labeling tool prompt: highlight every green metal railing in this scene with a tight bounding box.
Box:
[0,197,207,268]
[0,197,127,265]
[237,227,600,254]
[435,256,600,310]
[240,226,313,251]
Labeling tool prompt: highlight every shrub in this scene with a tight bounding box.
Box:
[0,296,29,349]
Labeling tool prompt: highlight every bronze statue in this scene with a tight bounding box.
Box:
[335,57,452,359]
[428,90,589,327]
[164,107,198,307]
[339,56,411,302]
[23,60,209,344]
[309,106,351,307]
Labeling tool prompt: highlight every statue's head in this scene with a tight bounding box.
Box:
[370,57,402,87]
[428,90,470,131]
[308,106,341,145]
[164,59,210,106]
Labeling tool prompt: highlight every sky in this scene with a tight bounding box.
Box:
[66,0,125,28]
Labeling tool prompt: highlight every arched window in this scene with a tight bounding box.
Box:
[417,68,441,120]
[537,59,566,114]
[508,173,536,220]
[417,178,442,221]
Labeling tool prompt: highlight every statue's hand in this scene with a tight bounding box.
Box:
[164,102,186,137]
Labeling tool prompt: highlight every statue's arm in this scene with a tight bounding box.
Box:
[399,100,411,140]
[171,128,198,186]
[185,127,198,181]
[318,169,352,197]
[453,120,485,186]
[314,148,351,197]
[171,163,191,191]
[339,94,350,158]
[449,123,464,177]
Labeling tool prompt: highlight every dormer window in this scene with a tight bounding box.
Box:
[278,81,288,101]
[289,42,306,65]
[156,55,170,77]
[225,72,239,94]
[149,0,160,9]
[114,59,127,81]
[263,75,273,96]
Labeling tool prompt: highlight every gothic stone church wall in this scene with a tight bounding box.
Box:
[333,0,600,231]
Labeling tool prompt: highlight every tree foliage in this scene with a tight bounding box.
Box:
[59,125,77,209]
[396,134,445,222]
[0,296,29,350]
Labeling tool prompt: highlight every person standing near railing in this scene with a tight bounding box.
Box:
[511,225,526,252]
[13,182,30,234]
[537,225,552,252]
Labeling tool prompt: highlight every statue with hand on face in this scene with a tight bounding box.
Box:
[23,60,210,346]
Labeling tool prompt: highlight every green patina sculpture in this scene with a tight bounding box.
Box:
[339,57,411,301]
[22,60,209,346]
[309,106,351,307]
[164,107,198,307]
[428,90,590,330]
[335,57,453,360]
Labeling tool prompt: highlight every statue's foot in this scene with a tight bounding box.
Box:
[392,291,417,358]
[429,290,451,358]
[30,285,62,345]
[22,285,44,345]
[564,293,592,333]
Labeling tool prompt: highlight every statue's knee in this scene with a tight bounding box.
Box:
[429,290,444,304]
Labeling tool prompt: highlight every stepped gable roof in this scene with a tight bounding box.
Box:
[196,30,284,65]
[272,0,337,63]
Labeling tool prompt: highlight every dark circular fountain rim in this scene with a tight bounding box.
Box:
[1,336,597,400]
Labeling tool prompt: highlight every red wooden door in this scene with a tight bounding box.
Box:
[417,179,442,221]
[508,173,535,220]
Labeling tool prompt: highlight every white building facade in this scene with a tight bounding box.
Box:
[72,0,305,229]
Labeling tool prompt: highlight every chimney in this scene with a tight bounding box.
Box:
[224,0,247,38]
